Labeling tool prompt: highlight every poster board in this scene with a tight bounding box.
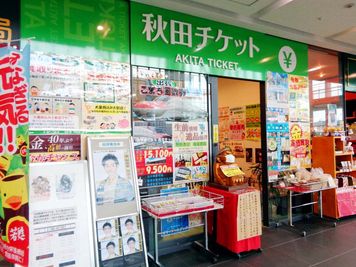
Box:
[87,137,148,267]
[29,161,94,266]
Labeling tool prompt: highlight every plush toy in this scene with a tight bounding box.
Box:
[213,148,245,187]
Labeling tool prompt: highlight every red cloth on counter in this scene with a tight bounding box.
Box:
[204,186,261,254]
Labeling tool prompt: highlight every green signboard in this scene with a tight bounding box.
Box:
[21,0,129,62]
[346,57,356,92]
[131,2,308,79]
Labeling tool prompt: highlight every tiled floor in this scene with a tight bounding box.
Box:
[156,216,356,267]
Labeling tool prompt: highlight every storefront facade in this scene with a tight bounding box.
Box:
[0,0,355,266]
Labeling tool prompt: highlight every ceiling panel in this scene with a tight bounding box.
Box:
[259,0,356,37]
[187,0,276,16]
[332,30,356,46]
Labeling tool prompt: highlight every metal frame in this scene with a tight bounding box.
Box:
[278,186,337,236]
[143,203,223,267]
[87,136,149,267]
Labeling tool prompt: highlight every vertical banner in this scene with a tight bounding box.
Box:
[0,45,30,266]
[245,104,261,141]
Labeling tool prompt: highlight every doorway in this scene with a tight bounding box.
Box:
[209,76,269,225]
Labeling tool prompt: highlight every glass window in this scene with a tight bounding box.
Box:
[308,47,344,134]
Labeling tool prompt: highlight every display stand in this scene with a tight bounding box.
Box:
[204,186,262,258]
[274,185,337,237]
[87,137,149,267]
[141,190,224,266]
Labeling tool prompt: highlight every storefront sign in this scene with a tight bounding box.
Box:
[29,134,81,163]
[131,2,308,79]
[0,44,30,266]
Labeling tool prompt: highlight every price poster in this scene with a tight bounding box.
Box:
[172,122,209,182]
[229,106,245,141]
[290,123,311,169]
[245,104,261,141]
[135,148,173,187]
[29,134,81,163]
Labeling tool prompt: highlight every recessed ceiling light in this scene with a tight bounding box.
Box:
[344,3,354,8]
[97,25,104,31]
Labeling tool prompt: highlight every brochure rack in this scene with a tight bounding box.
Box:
[141,190,224,266]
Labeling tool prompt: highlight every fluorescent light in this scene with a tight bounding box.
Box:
[308,65,323,72]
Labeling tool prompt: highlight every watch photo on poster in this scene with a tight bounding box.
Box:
[93,151,135,206]
[120,215,139,236]
[122,234,142,255]
[100,239,122,261]
[97,219,120,241]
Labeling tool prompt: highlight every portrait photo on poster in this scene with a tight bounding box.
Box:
[120,215,139,236]
[122,233,142,255]
[100,239,122,261]
[97,219,119,241]
[93,151,135,206]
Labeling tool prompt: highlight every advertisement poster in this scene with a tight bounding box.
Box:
[245,104,261,141]
[29,161,93,267]
[29,134,81,163]
[288,75,309,122]
[172,122,209,182]
[0,45,30,266]
[29,52,131,132]
[135,148,173,187]
[267,123,290,171]
[266,72,289,107]
[290,123,311,169]
[133,121,173,187]
[229,106,245,141]
[218,107,230,142]
[87,137,147,267]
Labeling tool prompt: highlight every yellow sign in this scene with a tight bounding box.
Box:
[213,124,219,144]
[220,164,244,177]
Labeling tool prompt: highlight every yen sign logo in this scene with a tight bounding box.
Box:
[278,46,297,73]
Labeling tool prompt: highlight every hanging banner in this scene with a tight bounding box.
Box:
[0,44,30,266]
[245,104,261,141]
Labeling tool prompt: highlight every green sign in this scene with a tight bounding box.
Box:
[131,2,308,79]
[346,57,356,92]
[21,0,129,62]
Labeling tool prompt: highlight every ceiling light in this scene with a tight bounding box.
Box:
[259,57,273,63]
[97,25,104,31]
[344,3,355,8]
[308,65,323,72]
[319,73,325,78]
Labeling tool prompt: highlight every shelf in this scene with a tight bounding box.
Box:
[335,152,354,156]
[336,168,356,174]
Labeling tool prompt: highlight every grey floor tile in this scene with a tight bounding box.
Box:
[311,247,356,267]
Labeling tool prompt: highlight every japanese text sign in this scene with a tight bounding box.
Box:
[131,2,308,79]
[0,44,30,266]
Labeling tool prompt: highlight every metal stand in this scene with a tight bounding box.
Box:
[145,206,222,267]
[277,187,337,236]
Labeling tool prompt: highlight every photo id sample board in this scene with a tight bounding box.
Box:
[29,161,94,267]
[87,137,148,267]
